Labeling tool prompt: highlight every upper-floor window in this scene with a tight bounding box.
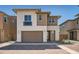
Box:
[48,18,52,23]
[38,15,42,20]
[48,18,55,23]
[3,16,8,23]
[52,19,55,22]
[23,15,32,26]
[24,15,31,22]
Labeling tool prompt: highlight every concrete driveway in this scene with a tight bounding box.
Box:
[63,45,79,52]
[0,43,69,54]
[0,44,61,50]
[1,41,79,54]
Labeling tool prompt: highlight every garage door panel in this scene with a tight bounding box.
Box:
[22,31,43,43]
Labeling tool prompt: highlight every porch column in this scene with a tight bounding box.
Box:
[17,30,21,42]
[43,30,47,42]
[77,30,79,40]
[68,32,70,40]
[55,29,59,41]
[50,30,55,41]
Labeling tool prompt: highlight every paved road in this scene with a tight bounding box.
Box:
[0,44,69,54]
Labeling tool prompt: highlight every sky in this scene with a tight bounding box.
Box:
[0,5,79,24]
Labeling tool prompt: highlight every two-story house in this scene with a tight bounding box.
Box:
[60,14,79,41]
[0,11,16,43]
[69,14,79,41]
[8,16,17,41]
[13,9,61,43]
[60,20,75,40]
[0,11,11,42]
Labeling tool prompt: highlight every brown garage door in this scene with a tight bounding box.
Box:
[22,31,43,43]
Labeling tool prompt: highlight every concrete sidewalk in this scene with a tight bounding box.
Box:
[62,45,79,53]
[0,49,69,54]
[58,45,79,54]
[0,41,15,48]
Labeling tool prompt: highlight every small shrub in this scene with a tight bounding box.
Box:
[62,39,72,44]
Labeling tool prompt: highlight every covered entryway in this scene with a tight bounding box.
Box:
[21,31,43,43]
[47,31,55,42]
[70,31,77,40]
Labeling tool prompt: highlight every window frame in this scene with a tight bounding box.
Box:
[48,18,52,23]
[24,15,32,22]
[24,15,32,26]
[3,16,8,23]
[38,15,42,20]
[51,18,56,23]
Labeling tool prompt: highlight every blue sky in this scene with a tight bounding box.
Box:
[0,5,79,24]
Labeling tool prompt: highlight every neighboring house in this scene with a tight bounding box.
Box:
[0,11,11,42]
[60,14,79,41]
[8,16,17,41]
[60,20,75,40]
[13,9,61,43]
[0,11,16,43]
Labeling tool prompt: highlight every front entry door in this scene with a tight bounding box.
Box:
[47,31,55,42]
[70,31,77,40]
[47,31,51,42]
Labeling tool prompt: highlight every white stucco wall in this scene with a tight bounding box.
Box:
[77,30,79,40]
[47,26,60,41]
[17,11,60,42]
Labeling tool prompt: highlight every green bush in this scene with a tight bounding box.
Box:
[62,39,72,44]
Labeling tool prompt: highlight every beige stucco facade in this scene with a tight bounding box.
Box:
[37,13,48,26]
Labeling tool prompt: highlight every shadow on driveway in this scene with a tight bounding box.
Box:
[0,45,61,50]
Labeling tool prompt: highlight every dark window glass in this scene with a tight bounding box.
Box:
[49,20,51,23]
[4,16,7,22]
[23,22,32,26]
[24,15,32,25]
[52,19,55,22]
[39,15,42,20]
[48,18,51,23]
[24,15,31,22]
